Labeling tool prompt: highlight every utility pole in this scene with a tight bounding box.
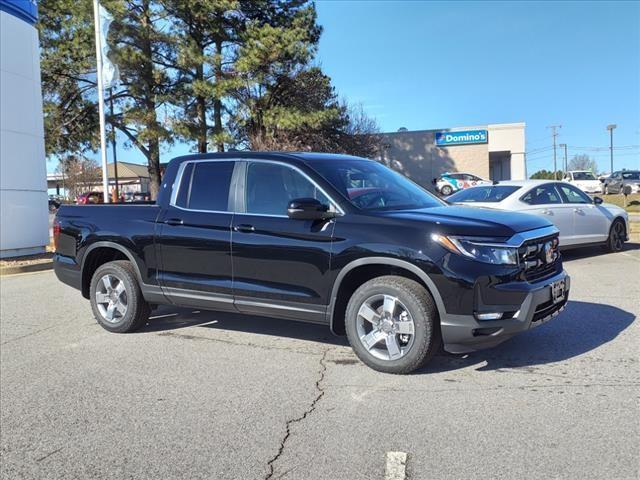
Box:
[559,143,568,174]
[547,125,561,179]
[606,124,617,174]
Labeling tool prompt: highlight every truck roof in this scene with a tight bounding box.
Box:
[170,151,368,165]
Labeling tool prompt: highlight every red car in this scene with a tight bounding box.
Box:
[76,192,104,205]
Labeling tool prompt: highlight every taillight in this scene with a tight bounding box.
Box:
[53,219,61,251]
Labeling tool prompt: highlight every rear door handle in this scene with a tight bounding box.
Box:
[164,218,184,226]
[233,224,255,233]
[573,208,583,213]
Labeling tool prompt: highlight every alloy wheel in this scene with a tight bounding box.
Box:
[356,294,416,361]
[611,222,625,251]
[95,274,128,323]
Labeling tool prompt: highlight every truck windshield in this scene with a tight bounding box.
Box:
[573,172,596,180]
[310,159,445,211]
[448,185,520,203]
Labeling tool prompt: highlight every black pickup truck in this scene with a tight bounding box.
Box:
[54,152,569,374]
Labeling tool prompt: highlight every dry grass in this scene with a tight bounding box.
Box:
[598,193,640,212]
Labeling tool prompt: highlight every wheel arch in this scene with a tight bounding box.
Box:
[80,242,144,299]
[327,257,446,335]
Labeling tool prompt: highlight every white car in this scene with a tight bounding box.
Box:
[433,172,492,196]
[563,170,601,194]
[447,180,629,251]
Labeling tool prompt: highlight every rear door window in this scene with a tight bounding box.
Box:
[521,184,563,205]
[183,161,235,211]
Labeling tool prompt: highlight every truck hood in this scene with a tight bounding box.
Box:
[378,205,552,238]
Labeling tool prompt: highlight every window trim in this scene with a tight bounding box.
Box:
[239,159,345,218]
[169,158,345,217]
[169,159,237,214]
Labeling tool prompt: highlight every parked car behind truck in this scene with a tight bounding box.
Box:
[54,152,570,374]
[447,180,629,251]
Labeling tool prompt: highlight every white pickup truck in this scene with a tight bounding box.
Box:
[563,170,601,194]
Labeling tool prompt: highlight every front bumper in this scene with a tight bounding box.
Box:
[440,270,570,354]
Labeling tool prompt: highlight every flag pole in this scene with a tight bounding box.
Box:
[93,0,110,203]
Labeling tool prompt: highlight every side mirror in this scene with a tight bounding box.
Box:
[593,196,603,205]
[287,198,334,220]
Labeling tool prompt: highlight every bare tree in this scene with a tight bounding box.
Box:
[56,155,102,199]
[568,154,598,172]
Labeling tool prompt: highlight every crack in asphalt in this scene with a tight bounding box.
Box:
[264,349,330,480]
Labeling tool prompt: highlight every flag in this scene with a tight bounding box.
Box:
[98,4,119,88]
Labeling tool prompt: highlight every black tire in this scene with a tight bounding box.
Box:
[345,276,441,374]
[89,260,150,333]
[440,185,453,196]
[606,219,626,252]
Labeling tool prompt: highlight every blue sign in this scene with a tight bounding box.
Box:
[0,0,38,25]
[435,129,488,146]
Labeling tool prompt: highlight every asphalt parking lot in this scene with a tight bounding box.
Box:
[1,246,638,480]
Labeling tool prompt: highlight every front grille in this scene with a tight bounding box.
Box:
[532,297,567,322]
[518,233,560,282]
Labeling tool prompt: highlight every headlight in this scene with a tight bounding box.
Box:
[431,233,518,265]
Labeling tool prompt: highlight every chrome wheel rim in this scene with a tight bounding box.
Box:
[356,294,415,361]
[612,222,625,251]
[95,274,128,323]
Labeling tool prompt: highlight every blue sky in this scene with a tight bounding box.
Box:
[50,0,640,175]
[314,0,640,173]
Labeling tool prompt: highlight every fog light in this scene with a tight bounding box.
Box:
[475,312,503,321]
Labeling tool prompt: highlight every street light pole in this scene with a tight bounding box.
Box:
[606,124,617,175]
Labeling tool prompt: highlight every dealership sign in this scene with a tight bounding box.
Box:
[435,129,488,146]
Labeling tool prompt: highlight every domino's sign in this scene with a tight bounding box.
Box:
[435,129,488,146]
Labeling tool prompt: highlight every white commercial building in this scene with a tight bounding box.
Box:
[0,0,48,258]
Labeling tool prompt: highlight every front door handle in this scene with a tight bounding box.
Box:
[233,224,255,233]
[164,218,184,226]
[541,209,553,215]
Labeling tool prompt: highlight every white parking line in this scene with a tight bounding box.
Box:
[385,451,407,480]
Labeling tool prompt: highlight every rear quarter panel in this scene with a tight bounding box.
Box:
[55,204,162,285]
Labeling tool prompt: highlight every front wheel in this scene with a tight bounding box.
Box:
[440,185,453,196]
[606,219,626,252]
[345,276,441,374]
[89,260,150,333]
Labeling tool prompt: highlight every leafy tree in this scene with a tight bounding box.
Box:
[108,0,177,199]
[567,154,598,172]
[38,0,99,157]
[161,0,240,153]
[530,169,565,180]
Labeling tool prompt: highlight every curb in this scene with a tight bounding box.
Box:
[0,261,53,276]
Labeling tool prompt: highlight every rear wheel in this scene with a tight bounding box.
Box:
[89,260,150,333]
[345,276,441,374]
[606,219,626,252]
[440,185,453,196]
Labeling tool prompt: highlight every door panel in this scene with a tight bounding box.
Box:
[231,161,337,323]
[157,160,237,310]
[572,205,609,243]
[519,183,575,246]
[556,183,607,244]
[522,204,575,245]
